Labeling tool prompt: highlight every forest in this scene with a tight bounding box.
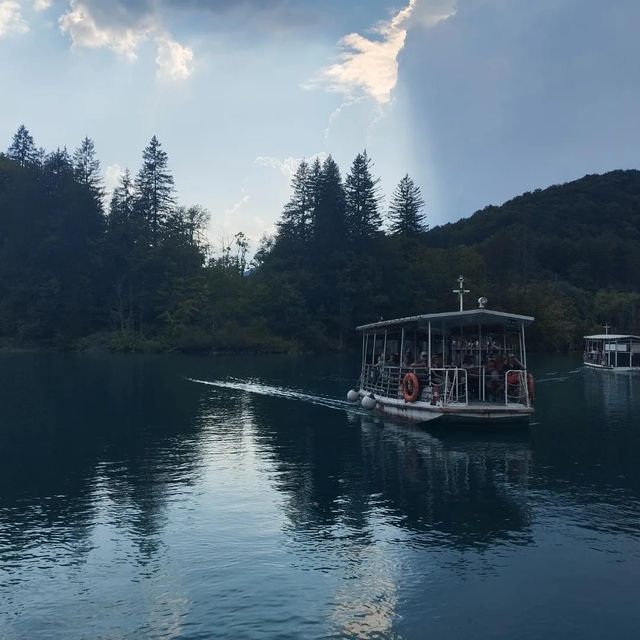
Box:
[1,124,639,353]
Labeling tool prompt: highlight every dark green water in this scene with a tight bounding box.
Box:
[1,353,639,639]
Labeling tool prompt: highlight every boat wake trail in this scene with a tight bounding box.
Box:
[187,377,366,414]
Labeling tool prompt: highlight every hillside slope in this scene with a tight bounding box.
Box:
[426,170,640,290]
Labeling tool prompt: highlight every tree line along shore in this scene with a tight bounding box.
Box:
[1,125,638,353]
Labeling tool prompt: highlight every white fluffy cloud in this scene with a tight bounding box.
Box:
[309,0,456,104]
[0,1,29,38]
[58,0,192,80]
[59,1,151,59]
[33,0,52,11]
[104,163,123,195]
[156,35,193,81]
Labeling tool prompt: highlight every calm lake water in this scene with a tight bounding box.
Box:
[1,353,639,639]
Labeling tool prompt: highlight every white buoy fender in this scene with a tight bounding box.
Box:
[346,389,360,403]
[361,394,377,410]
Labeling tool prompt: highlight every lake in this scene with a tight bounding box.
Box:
[1,352,639,639]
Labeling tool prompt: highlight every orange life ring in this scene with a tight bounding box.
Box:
[402,372,420,402]
[527,373,535,402]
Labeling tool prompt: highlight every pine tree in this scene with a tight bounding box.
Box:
[345,150,382,242]
[7,125,39,167]
[73,136,103,202]
[312,155,347,249]
[308,157,323,214]
[388,174,427,235]
[109,169,135,226]
[43,147,74,194]
[134,135,175,239]
[277,160,313,244]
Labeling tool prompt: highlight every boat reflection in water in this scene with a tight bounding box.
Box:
[264,405,533,639]
[356,414,533,547]
[582,365,638,420]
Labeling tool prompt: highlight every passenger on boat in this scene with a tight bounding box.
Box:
[461,355,475,370]
[506,354,524,370]
[429,355,444,386]
[410,352,428,368]
[486,358,504,400]
[402,350,413,367]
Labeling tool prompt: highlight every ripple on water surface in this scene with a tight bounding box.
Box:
[1,353,640,639]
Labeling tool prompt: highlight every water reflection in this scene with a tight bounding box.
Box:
[358,417,533,548]
[582,367,638,419]
[2,353,640,640]
[0,354,207,577]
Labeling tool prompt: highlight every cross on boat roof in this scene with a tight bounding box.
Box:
[453,275,470,312]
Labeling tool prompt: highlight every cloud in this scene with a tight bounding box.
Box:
[58,0,192,80]
[224,194,250,218]
[59,0,152,59]
[308,0,456,104]
[104,163,123,195]
[0,1,29,37]
[254,156,302,178]
[156,35,193,81]
[254,153,328,177]
[33,0,52,11]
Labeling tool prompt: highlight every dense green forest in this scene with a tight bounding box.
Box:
[0,125,638,353]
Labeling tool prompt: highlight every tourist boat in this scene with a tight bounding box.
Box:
[583,326,640,372]
[346,277,535,425]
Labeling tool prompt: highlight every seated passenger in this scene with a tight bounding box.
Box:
[402,350,413,367]
[410,351,428,368]
[430,355,444,385]
[506,354,524,370]
[486,358,504,400]
[462,355,475,371]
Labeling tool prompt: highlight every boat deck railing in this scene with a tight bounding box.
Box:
[361,363,531,407]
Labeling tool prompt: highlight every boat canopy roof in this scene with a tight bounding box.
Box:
[584,334,640,340]
[357,309,534,333]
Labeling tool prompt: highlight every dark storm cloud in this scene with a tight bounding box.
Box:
[68,0,392,34]
[71,0,315,29]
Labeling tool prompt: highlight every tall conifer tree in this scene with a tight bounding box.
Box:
[43,147,74,194]
[312,155,347,250]
[345,150,382,242]
[7,125,39,167]
[134,135,175,239]
[73,136,103,203]
[278,159,313,244]
[388,174,427,235]
[109,169,135,225]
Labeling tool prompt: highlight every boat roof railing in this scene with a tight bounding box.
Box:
[357,309,534,333]
[584,334,640,340]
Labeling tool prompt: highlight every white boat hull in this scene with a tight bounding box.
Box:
[358,390,532,425]
[584,362,640,373]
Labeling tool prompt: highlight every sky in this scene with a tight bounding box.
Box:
[1,0,639,249]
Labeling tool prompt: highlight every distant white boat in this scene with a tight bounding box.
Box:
[347,276,535,425]
[584,327,640,372]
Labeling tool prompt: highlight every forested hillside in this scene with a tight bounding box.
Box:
[0,125,638,353]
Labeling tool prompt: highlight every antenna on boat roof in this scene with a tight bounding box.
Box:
[603,323,610,335]
[453,275,470,312]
